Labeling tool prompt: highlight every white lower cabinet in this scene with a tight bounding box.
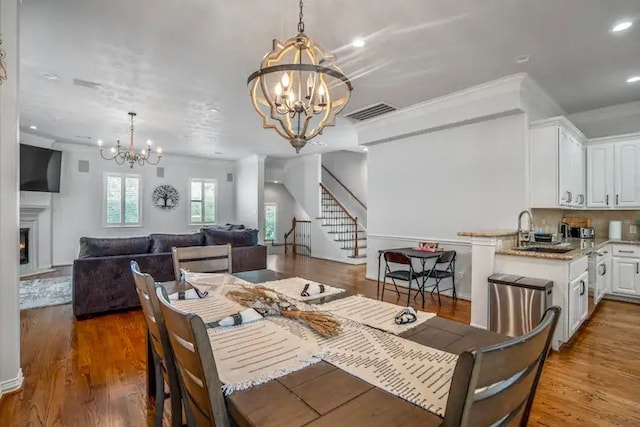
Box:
[612,257,640,296]
[568,271,589,336]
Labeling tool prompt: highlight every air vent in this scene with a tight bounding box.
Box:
[345,103,397,121]
[73,78,102,90]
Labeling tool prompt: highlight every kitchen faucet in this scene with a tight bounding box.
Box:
[516,210,535,247]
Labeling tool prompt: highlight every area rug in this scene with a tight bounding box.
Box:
[315,295,436,335]
[258,277,345,302]
[19,276,72,310]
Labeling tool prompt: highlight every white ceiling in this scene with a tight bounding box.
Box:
[19,0,640,158]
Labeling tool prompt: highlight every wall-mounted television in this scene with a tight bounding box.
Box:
[20,144,62,193]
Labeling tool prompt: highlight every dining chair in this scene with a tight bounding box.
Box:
[130,261,184,427]
[381,251,425,306]
[156,285,231,427]
[442,306,561,427]
[420,250,457,306]
[172,244,233,280]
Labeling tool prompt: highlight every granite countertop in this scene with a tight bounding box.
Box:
[458,230,517,238]
[496,239,640,261]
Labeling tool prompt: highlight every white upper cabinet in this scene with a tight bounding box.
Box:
[586,134,640,209]
[586,144,614,208]
[530,117,586,209]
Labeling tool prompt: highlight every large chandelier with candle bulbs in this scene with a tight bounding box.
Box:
[98,112,162,168]
[247,0,353,153]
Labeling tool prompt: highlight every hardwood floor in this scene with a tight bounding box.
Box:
[1,254,639,426]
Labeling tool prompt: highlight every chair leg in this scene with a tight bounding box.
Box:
[169,383,182,427]
[391,278,401,298]
[382,273,388,300]
[154,363,165,427]
[435,279,442,306]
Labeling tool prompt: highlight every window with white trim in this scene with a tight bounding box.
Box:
[104,173,142,226]
[264,203,277,241]
[190,179,216,224]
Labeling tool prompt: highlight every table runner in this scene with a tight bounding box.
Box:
[171,293,245,324]
[258,277,345,302]
[208,320,323,394]
[316,295,436,335]
[270,317,458,417]
[184,272,254,291]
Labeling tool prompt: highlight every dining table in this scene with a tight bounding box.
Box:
[153,269,508,427]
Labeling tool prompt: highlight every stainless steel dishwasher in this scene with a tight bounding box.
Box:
[488,274,553,337]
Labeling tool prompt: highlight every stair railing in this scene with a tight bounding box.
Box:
[319,183,359,258]
[284,217,312,257]
[321,165,367,210]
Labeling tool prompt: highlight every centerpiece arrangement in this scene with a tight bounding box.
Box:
[226,286,341,337]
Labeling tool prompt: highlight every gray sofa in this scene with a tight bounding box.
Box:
[72,226,266,318]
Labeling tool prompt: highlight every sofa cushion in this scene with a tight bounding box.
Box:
[78,236,151,258]
[150,232,204,253]
[201,228,258,247]
[227,223,245,230]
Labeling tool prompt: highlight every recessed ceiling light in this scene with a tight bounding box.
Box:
[515,55,531,64]
[362,147,369,152]
[214,151,223,155]
[29,125,38,130]
[352,38,365,48]
[611,20,633,33]
[273,180,280,184]
[627,76,640,84]
[40,72,60,81]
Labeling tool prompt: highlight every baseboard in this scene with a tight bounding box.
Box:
[310,254,367,265]
[20,267,56,280]
[0,369,24,399]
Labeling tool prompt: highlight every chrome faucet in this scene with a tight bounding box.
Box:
[516,210,535,247]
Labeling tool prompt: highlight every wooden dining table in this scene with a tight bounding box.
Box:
[156,269,508,427]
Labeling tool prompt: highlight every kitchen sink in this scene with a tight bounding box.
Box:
[517,246,575,254]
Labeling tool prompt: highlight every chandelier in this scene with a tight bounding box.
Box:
[98,112,162,168]
[247,0,353,153]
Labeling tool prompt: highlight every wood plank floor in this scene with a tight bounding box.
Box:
[1,254,639,426]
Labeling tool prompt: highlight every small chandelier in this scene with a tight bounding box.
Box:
[99,112,162,168]
[247,0,353,153]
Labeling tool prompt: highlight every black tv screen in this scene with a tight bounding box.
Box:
[20,144,62,193]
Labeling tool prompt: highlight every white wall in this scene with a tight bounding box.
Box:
[321,150,368,227]
[234,155,265,237]
[366,113,529,298]
[0,0,23,398]
[51,144,237,265]
[282,154,321,218]
[263,183,295,243]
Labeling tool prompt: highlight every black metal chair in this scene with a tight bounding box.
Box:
[381,251,425,306]
[442,306,561,427]
[417,250,456,306]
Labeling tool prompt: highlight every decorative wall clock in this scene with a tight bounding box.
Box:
[152,185,179,210]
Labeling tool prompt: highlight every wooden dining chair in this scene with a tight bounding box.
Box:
[130,261,184,427]
[442,306,561,427]
[156,285,231,427]
[172,244,232,280]
[381,251,425,307]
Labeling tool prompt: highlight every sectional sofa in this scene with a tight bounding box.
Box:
[72,226,266,318]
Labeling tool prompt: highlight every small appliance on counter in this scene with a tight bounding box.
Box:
[569,227,595,239]
[609,220,622,241]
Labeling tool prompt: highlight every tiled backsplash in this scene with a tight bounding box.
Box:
[532,209,640,241]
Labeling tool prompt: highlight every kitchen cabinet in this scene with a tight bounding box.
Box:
[612,257,640,296]
[586,135,640,209]
[530,117,586,209]
[595,258,608,304]
[586,144,614,208]
[568,270,589,336]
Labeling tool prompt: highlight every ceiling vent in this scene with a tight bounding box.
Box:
[73,78,102,90]
[345,103,397,121]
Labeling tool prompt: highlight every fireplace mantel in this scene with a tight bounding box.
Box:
[19,203,52,275]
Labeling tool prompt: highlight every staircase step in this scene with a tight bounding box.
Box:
[325,230,366,234]
[340,245,367,250]
[347,254,367,259]
[334,237,367,242]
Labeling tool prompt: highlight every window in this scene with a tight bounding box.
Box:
[104,173,141,226]
[190,179,216,224]
[264,203,277,241]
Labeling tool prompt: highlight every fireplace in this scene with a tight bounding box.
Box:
[20,228,29,265]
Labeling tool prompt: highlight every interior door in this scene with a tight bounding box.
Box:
[612,257,638,295]
[614,141,640,208]
[587,144,613,208]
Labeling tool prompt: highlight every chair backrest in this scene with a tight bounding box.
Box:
[443,306,561,427]
[172,244,232,280]
[384,251,412,266]
[156,285,230,427]
[437,250,456,266]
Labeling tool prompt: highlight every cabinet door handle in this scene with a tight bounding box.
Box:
[568,191,573,203]
[580,280,585,295]
[619,250,634,254]
[606,194,609,205]
[599,264,606,275]
[616,194,620,205]
[637,263,639,275]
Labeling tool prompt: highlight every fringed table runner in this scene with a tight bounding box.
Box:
[316,295,436,335]
[258,277,345,302]
[270,317,458,417]
[207,320,322,394]
[171,293,245,324]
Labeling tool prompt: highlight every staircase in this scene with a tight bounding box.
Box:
[319,183,367,259]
